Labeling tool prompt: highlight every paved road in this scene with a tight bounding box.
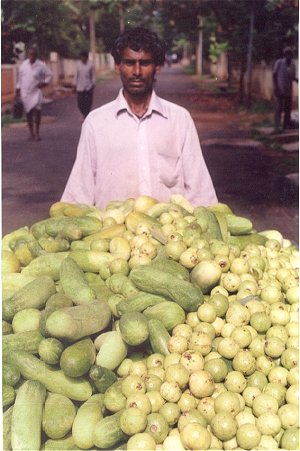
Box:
[2,65,298,243]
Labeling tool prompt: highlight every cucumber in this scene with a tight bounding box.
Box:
[225,213,253,235]
[117,292,168,315]
[143,301,185,331]
[38,337,64,365]
[228,234,267,250]
[93,410,127,449]
[151,258,190,281]
[3,330,44,360]
[69,250,114,272]
[2,320,13,335]
[119,312,149,346]
[3,275,56,321]
[11,380,46,451]
[148,318,171,356]
[21,252,69,280]
[72,394,105,449]
[104,380,127,413]
[10,351,92,401]
[3,405,13,451]
[60,257,96,305]
[96,331,127,370]
[194,206,222,240]
[45,299,111,342]
[38,236,70,252]
[89,365,118,393]
[44,434,80,450]
[125,211,161,233]
[129,265,203,312]
[60,338,96,377]
[42,392,76,439]
[39,293,74,337]
[3,384,15,408]
[2,362,21,387]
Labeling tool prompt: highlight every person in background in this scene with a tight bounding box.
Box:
[16,45,52,141]
[61,27,217,208]
[273,46,298,132]
[75,50,96,118]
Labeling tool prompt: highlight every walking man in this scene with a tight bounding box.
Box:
[75,50,96,118]
[273,46,298,132]
[16,45,52,141]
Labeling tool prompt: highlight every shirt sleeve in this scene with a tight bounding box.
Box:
[16,65,23,90]
[61,120,97,206]
[181,113,218,207]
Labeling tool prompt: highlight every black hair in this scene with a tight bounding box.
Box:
[80,50,89,58]
[111,27,166,66]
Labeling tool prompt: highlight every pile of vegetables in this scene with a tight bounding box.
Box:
[2,194,299,451]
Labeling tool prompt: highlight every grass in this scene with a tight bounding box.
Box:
[1,113,25,128]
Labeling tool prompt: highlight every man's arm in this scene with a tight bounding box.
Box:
[181,114,218,207]
[37,63,52,89]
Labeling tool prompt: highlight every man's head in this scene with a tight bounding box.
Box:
[111,27,166,66]
[80,50,89,64]
[111,27,166,99]
[283,46,293,63]
[28,46,38,64]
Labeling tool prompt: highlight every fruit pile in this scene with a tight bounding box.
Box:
[2,194,299,450]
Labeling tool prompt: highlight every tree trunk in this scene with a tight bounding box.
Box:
[89,9,96,67]
[246,4,255,108]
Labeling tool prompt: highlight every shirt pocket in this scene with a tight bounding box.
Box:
[157,148,179,188]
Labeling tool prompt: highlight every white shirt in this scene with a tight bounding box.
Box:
[16,58,52,112]
[75,60,96,92]
[61,89,218,208]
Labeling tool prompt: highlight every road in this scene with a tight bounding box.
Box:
[2,65,298,243]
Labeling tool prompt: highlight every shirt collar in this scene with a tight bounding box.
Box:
[114,88,168,119]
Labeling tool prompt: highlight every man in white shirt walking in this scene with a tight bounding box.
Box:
[62,27,217,208]
[16,46,52,141]
[75,50,96,118]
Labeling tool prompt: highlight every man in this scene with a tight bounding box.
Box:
[273,47,298,132]
[75,50,96,118]
[61,27,217,208]
[16,46,52,141]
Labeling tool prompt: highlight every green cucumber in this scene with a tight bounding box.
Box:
[143,301,185,331]
[93,410,127,449]
[72,394,105,449]
[10,350,92,401]
[60,256,96,305]
[89,365,118,393]
[129,265,203,312]
[3,275,56,321]
[117,292,168,315]
[45,300,111,342]
[60,338,96,377]
[11,380,46,451]
[148,318,170,356]
[42,393,76,440]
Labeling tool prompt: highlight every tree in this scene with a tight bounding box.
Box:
[1,0,87,58]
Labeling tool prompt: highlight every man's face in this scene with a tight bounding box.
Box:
[28,48,37,64]
[115,47,160,97]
